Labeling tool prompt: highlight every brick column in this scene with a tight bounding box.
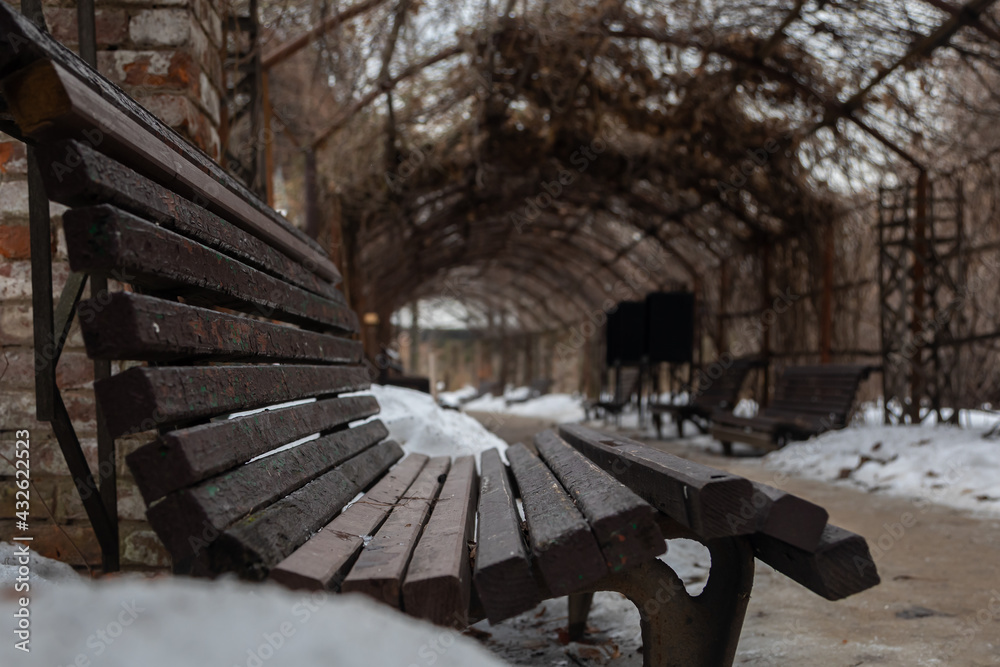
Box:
[0,0,223,568]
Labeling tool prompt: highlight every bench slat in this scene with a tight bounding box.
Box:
[146,420,389,560]
[341,456,451,607]
[559,425,756,539]
[211,439,404,579]
[534,430,665,572]
[403,455,479,627]
[751,523,880,600]
[473,448,542,624]
[269,454,430,591]
[0,54,339,283]
[63,205,358,332]
[81,293,361,365]
[127,395,380,503]
[41,140,342,301]
[749,483,829,552]
[506,442,608,596]
[95,364,371,438]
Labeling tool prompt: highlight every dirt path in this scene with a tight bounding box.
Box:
[470,413,1000,666]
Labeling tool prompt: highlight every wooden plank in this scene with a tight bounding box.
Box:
[62,205,358,332]
[80,292,361,364]
[0,51,339,282]
[473,448,542,624]
[341,457,451,607]
[534,430,665,573]
[709,424,783,452]
[211,439,404,579]
[746,483,829,552]
[127,395,380,503]
[505,442,608,596]
[146,419,389,560]
[270,454,430,591]
[40,140,341,300]
[402,456,479,627]
[752,523,880,600]
[559,424,757,539]
[95,364,371,438]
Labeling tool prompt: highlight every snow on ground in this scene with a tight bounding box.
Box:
[0,541,79,586]
[437,384,479,408]
[361,384,508,459]
[464,391,588,423]
[764,423,1000,515]
[0,546,506,667]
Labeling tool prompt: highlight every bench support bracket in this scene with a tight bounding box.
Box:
[576,536,755,667]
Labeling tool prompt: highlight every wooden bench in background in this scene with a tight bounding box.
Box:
[650,357,762,439]
[585,365,641,421]
[711,364,878,455]
[1,9,880,664]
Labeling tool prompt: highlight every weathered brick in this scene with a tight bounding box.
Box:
[129,9,192,48]
[0,475,56,519]
[0,141,27,175]
[121,523,171,568]
[0,180,29,223]
[0,518,102,567]
[0,346,34,390]
[45,8,129,49]
[0,224,30,259]
[0,301,32,345]
[0,432,93,478]
[102,49,201,93]
[0,389,96,433]
[56,475,149,523]
[0,259,70,300]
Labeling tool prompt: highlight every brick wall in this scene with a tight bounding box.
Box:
[0,0,224,569]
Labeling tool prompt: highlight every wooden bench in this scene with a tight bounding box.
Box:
[585,365,641,420]
[650,358,762,439]
[711,364,878,455]
[2,10,879,664]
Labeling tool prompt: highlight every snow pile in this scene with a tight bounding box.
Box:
[464,392,587,423]
[437,384,478,408]
[765,424,1000,514]
[0,542,80,586]
[0,563,507,667]
[362,384,508,459]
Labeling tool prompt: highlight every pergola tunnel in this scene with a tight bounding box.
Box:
[234,0,1000,418]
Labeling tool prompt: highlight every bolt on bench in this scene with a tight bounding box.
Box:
[0,7,879,665]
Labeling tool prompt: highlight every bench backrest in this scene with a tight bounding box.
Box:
[0,10,399,578]
[610,365,641,404]
[762,364,875,432]
[691,358,760,413]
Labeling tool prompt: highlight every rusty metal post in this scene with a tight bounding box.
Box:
[759,241,771,407]
[910,170,928,422]
[820,221,835,363]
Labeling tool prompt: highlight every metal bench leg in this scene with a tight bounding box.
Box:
[567,592,594,641]
[586,536,754,667]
